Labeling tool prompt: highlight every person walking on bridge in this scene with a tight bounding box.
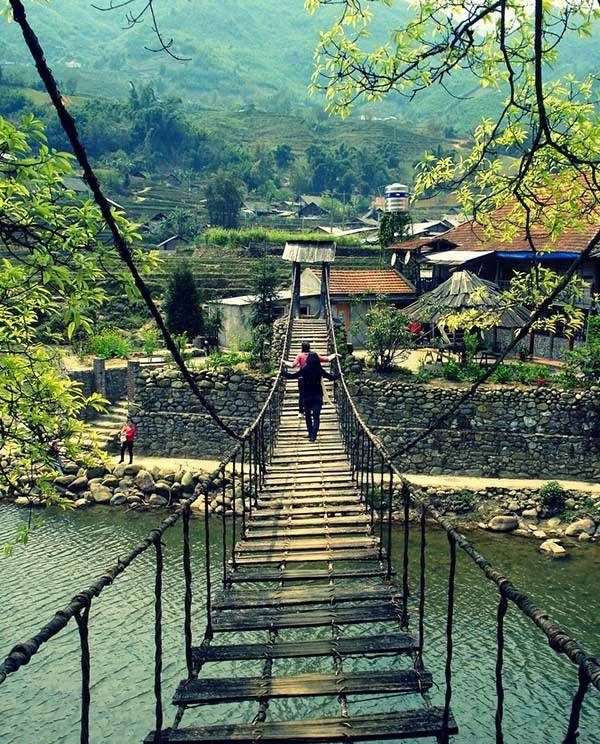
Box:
[284,341,335,418]
[283,352,340,441]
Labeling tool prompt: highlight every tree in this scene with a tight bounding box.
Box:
[309,0,599,344]
[0,114,150,503]
[274,143,294,169]
[361,299,415,372]
[248,258,283,367]
[163,261,204,339]
[205,171,243,228]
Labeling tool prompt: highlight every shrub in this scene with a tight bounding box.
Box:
[539,481,567,514]
[563,315,600,385]
[442,359,464,381]
[205,350,248,370]
[89,329,130,359]
[141,329,159,357]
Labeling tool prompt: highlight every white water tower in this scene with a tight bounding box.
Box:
[384,183,409,213]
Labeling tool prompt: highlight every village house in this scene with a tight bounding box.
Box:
[389,205,599,358]
[215,267,415,348]
[302,267,416,344]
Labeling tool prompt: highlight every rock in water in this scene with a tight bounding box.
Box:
[488,515,519,532]
[539,539,568,558]
[564,518,596,537]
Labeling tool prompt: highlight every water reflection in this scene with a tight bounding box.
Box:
[0,505,598,743]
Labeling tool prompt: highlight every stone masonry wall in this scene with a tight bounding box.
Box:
[347,377,600,481]
[131,365,272,458]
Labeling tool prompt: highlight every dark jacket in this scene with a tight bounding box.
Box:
[283,365,340,399]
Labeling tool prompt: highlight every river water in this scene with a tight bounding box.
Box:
[1,504,598,744]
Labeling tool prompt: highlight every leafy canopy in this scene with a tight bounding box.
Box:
[0,113,152,499]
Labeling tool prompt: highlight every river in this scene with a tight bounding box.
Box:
[1,504,598,743]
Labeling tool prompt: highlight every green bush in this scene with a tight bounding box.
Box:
[539,481,567,514]
[89,329,130,359]
[563,316,600,385]
[202,227,361,248]
[442,359,465,381]
[141,329,159,356]
[205,350,248,370]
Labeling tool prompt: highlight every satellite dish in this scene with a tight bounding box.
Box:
[391,253,397,267]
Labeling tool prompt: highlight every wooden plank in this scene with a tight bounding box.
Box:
[211,602,400,631]
[173,669,432,705]
[147,708,457,743]
[232,548,381,565]
[251,504,365,518]
[245,524,370,539]
[256,498,361,510]
[212,583,397,610]
[235,536,378,553]
[227,567,393,583]
[193,632,417,663]
[246,514,370,529]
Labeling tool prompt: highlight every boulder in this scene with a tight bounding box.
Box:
[54,474,76,488]
[113,463,127,478]
[181,471,195,492]
[148,494,168,507]
[86,465,109,480]
[522,508,538,519]
[190,496,206,515]
[90,484,113,504]
[578,532,592,543]
[546,517,562,528]
[564,518,596,537]
[110,494,127,506]
[488,515,519,532]
[539,539,568,558]
[69,476,89,492]
[153,480,171,498]
[126,494,143,504]
[102,475,120,489]
[135,470,155,493]
[14,496,30,507]
[62,461,80,475]
[532,530,547,540]
[124,464,141,477]
[73,498,88,509]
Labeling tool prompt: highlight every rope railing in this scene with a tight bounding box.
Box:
[322,271,600,741]
[0,296,295,744]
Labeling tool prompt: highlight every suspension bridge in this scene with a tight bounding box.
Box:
[1,276,599,744]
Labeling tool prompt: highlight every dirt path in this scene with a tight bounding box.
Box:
[122,454,600,494]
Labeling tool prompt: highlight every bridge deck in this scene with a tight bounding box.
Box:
[148,319,457,743]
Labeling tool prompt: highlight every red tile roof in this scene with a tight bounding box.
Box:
[313,268,415,295]
[391,204,599,254]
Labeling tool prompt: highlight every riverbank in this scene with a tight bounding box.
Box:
[3,454,599,558]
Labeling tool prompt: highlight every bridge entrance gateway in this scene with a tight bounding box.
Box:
[1,281,598,743]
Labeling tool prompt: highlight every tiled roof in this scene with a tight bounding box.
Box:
[312,268,415,295]
[392,204,599,254]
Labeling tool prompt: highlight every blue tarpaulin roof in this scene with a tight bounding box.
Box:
[496,251,580,260]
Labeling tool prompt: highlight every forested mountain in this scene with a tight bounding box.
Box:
[1,0,597,135]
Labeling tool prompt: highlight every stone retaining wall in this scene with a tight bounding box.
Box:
[348,377,600,481]
[131,365,272,458]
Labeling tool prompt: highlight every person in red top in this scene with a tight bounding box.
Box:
[284,341,334,417]
[119,419,137,464]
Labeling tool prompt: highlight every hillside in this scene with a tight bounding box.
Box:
[1,1,597,135]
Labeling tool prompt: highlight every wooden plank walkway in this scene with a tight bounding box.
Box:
[148,319,457,743]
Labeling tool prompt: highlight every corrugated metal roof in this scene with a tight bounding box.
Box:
[282,241,336,263]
